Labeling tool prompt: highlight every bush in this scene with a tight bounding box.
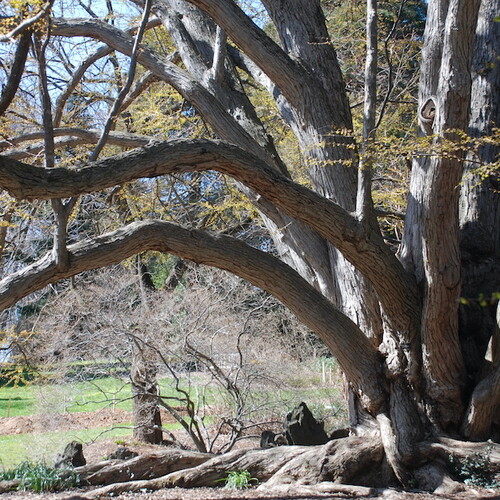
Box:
[448,447,499,489]
[0,364,38,387]
[0,461,79,492]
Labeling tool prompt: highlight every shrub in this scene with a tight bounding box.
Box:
[448,447,499,489]
[0,461,79,492]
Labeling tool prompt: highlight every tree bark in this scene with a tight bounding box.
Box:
[458,0,500,440]
[131,337,163,444]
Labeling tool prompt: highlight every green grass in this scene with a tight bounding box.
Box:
[0,375,212,417]
[0,384,38,417]
[0,364,347,470]
[0,426,133,470]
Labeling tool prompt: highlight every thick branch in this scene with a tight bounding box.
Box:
[0,31,31,116]
[183,0,307,104]
[0,220,386,410]
[0,139,417,323]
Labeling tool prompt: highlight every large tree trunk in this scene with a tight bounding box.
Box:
[459,0,500,440]
[400,0,481,432]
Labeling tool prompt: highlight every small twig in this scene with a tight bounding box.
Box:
[374,0,407,131]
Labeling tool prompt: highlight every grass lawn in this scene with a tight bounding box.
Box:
[0,376,212,417]
[0,425,133,470]
[0,384,38,418]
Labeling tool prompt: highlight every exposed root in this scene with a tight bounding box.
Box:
[75,449,213,485]
[56,436,500,499]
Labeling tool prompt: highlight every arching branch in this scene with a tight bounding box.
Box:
[0,219,386,412]
[51,17,275,166]
[0,139,417,325]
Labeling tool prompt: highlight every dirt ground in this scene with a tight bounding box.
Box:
[1,411,499,500]
[0,408,177,436]
[1,483,499,500]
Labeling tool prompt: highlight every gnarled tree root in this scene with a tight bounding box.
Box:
[69,436,388,498]
[63,436,499,499]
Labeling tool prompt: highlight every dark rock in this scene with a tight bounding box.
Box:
[54,441,86,469]
[260,430,288,448]
[260,430,276,448]
[330,427,350,439]
[284,402,329,445]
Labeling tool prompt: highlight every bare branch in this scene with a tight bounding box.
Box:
[34,25,73,272]
[120,71,160,112]
[374,0,407,130]
[356,0,378,222]
[183,0,307,104]
[51,17,276,167]
[53,19,162,126]
[210,25,226,84]
[0,128,154,159]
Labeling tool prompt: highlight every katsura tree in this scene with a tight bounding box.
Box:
[0,0,498,493]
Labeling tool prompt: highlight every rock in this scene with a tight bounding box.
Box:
[284,402,329,445]
[260,430,288,448]
[107,447,139,460]
[330,428,350,439]
[54,441,86,468]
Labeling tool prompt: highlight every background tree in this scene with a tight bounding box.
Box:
[0,0,498,492]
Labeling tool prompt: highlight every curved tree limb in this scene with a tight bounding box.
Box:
[0,139,417,323]
[0,219,386,411]
[50,12,345,306]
